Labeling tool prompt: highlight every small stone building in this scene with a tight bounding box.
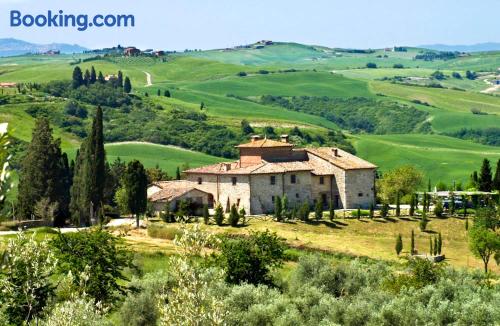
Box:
[148,180,212,215]
[148,136,377,215]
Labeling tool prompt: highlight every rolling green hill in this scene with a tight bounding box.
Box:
[353,134,500,184]
[2,42,500,185]
[66,142,224,176]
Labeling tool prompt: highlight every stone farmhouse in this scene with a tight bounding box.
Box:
[148,135,377,215]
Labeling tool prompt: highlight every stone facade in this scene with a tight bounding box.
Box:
[177,137,378,215]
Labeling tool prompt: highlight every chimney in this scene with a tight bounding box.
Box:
[280,134,289,143]
[332,148,339,157]
[251,135,261,142]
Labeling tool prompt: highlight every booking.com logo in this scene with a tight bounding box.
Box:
[10,10,135,31]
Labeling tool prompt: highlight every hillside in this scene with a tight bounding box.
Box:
[2,41,500,185]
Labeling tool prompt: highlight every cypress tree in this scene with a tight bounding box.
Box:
[72,66,83,88]
[433,237,438,256]
[450,192,455,215]
[123,160,148,228]
[90,66,97,84]
[117,71,123,88]
[315,198,323,220]
[329,199,336,221]
[83,69,91,86]
[395,192,401,217]
[175,167,181,180]
[17,118,70,224]
[410,229,415,255]
[427,178,432,192]
[157,89,161,96]
[164,90,171,97]
[124,77,132,93]
[462,195,467,218]
[69,107,106,226]
[203,204,210,224]
[429,237,433,255]
[409,193,415,216]
[214,204,224,226]
[98,71,105,83]
[274,196,282,221]
[420,209,428,231]
[229,204,240,227]
[437,232,442,255]
[369,202,374,219]
[478,158,493,192]
[395,234,403,256]
[492,159,500,191]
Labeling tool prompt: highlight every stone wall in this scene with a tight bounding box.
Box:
[249,171,312,214]
[344,169,376,209]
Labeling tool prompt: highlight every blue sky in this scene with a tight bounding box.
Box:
[1,0,499,50]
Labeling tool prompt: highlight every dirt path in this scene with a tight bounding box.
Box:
[481,79,500,94]
[105,141,204,154]
[143,71,153,87]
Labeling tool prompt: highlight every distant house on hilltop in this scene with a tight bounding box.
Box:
[43,50,60,55]
[148,135,377,215]
[0,82,16,88]
[124,47,141,56]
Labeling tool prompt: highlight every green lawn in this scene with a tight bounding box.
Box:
[65,142,224,176]
[353,134,500,184]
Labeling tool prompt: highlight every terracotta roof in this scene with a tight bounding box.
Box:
[237,138,293,148]
[148,180,209,202]
[184,161,311,175]
[306,148,377,170]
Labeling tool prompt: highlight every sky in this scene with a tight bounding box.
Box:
[0,0,499,50]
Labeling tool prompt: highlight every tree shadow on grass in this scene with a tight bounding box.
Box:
[307,220,343,229]
[332,220,348,226]
[423,230,438,234]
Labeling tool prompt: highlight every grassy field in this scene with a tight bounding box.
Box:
[64,142,224,176]
[1,215,494,274]
[139,216,497,273]
[353,134,500,183]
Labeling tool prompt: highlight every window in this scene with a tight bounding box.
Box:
[358,192,363,197]
[270,175,276,185]
[321,193,327,205]
[271,196,275,203]
[231,177,237,186]
[319,176,324,185]
[197,177,202,185]
[296,193,300,198]
[291,174,296,184]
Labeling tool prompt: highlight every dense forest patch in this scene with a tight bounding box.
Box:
[259,96,429,134]
[447,128,500,147]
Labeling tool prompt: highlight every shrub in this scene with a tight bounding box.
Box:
[380,203,389,218]
[214,204,224,226]
[203,204,210,225]
[395,234,403,256]
[299,202,310,222]
[314,199,323,220]
[50,228,135,304]
[366,62,377,68]
[419,212,428,231]
[147,223,182,240]
[217,230,286,285]
[39,296,111,326]
[120,271,174,326]
[239,207,246,225]
[350,209,370,218]
[228,204,240,227]
[237,71,247,77]
[274,196,282,221]
[434,199,444,217]
[0,232,57,325]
